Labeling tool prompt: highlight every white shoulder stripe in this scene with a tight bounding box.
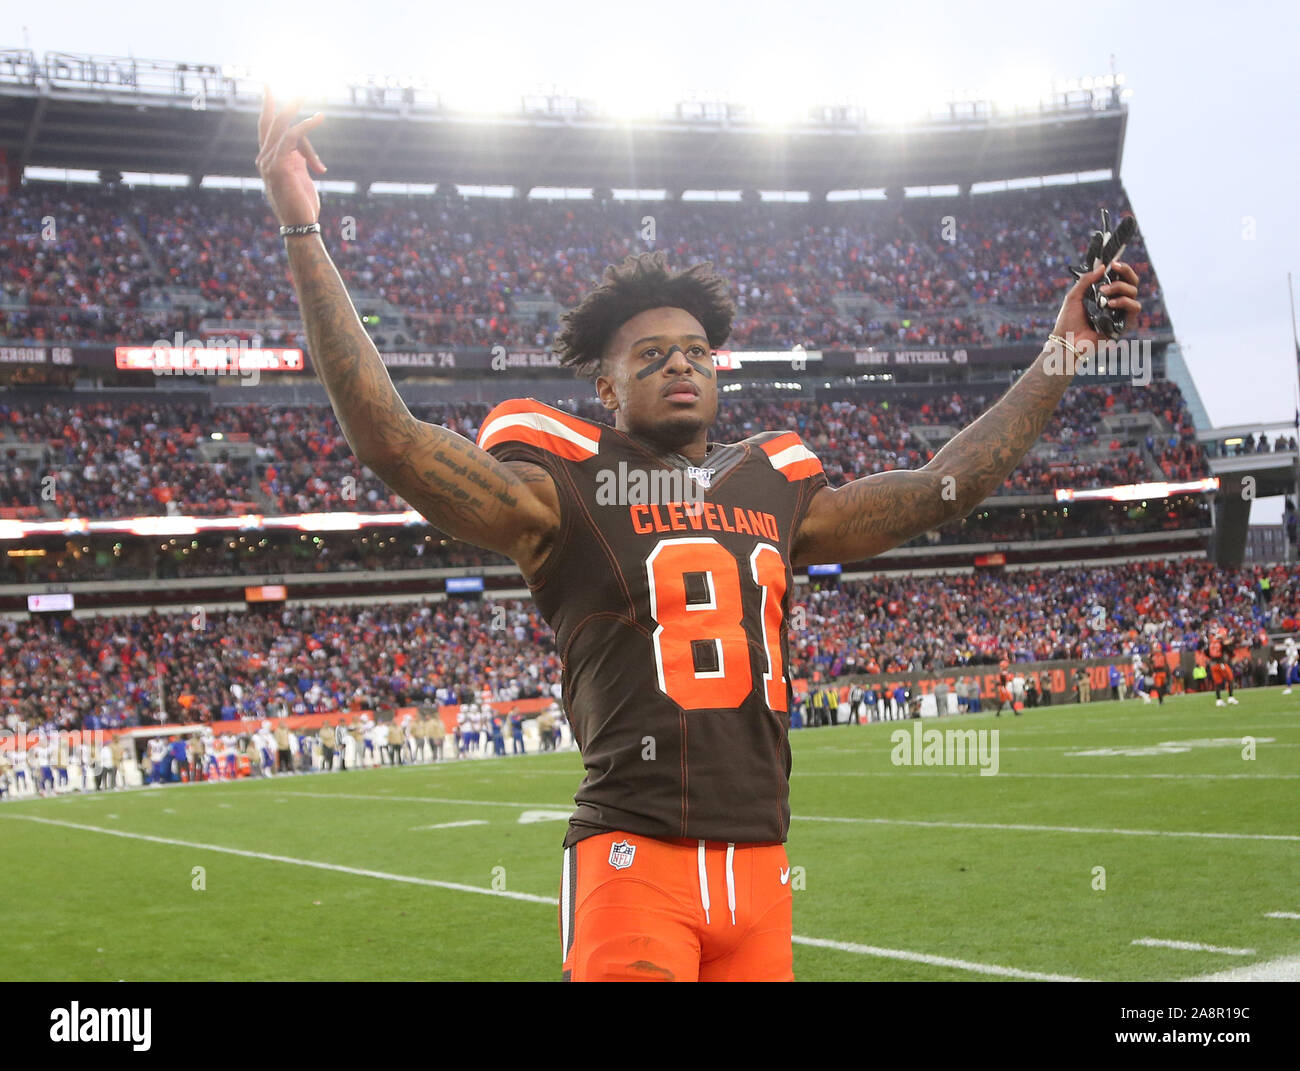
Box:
[767,442,818,470]
[478,410,599,454]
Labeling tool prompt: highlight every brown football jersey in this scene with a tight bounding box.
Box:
[479,398,828,848]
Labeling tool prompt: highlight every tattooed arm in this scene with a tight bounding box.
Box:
[286,235,560,570]
[791,260,1142,566]
[258,91,559,576]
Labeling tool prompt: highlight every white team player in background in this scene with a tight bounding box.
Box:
[360,716,375,767]
[77,739,94,791]
[1132,658,1153,704]
[33,738,53,796]
[98,740,114,790]
[202,728,218,780]
[256,722,275,776]
[1283,636,1298,695]
[468,705,483,755]
[147,736,167,783]
[220,733,238,779]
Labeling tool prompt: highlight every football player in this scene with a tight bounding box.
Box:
[1282,635,1298,695]
[257,90,1141,981]
[994,659,1018,716]
[1207,627,1238,706]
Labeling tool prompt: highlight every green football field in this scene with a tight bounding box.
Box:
[4,688,1298,982]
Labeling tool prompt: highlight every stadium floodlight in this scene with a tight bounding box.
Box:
[988,67,1054,115]
[24,168,98,185]
[127,517,201,538]
[255,54,346,105]
[599,87,665,123]
[865,92,935,127]
[1054,478,1220,503]
[290,513,364,532]
[0,509,425,542]
[746,91,814,130]
[440,82,528,117]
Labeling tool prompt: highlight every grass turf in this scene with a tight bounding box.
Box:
[3,687,1297,981]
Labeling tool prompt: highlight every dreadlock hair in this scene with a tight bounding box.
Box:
[553,251,735,382]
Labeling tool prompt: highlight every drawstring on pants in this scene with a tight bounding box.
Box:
[697,839,737,926]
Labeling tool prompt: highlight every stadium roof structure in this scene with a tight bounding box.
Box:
[0,49,1128,192]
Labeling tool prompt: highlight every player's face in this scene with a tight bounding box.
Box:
[596,306,717,452]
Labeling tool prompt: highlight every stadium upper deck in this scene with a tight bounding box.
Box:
[0,179,1169,351]
[0,384,1206,516]
[0,48,1128,190]
[0,51,1233,600]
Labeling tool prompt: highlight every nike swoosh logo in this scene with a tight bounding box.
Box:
[779,867,790,885]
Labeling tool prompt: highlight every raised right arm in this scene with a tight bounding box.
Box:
[284,233,559,571]
[256,89,559,575]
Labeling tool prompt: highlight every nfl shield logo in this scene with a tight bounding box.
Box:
[608,839,636,870]
[686,466,715,489]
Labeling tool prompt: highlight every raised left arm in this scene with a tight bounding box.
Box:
[791,259,1140,566]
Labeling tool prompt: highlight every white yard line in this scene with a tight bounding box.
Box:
[281,790,567,808]
[410,820,488,830]
[31,784,1293,843]
[0,813,555,905]
[1,811,1094,982]
[216,790,1300,843]
[517,810,571,824]
[792,815,1300,842]
[1182,954,1300,982]
[790,936,1091,981]
[792,771,1300,780]
[1132,938,1255,956]
[1264,911,1300,920]
[279,792,1300,843]
[1030,743,1298,751]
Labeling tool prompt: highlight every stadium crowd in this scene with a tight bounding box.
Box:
[0,599,560,733]
[793,559,1294,677]
[0,382,1208,519]
[2,180,1169,350]
[2,560,1293,735]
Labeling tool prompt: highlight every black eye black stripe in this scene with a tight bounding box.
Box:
[634,345,715,380]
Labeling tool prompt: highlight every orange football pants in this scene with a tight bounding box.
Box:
[559,831,794,982]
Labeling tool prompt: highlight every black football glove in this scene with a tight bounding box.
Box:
[1069,208,1137,340]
